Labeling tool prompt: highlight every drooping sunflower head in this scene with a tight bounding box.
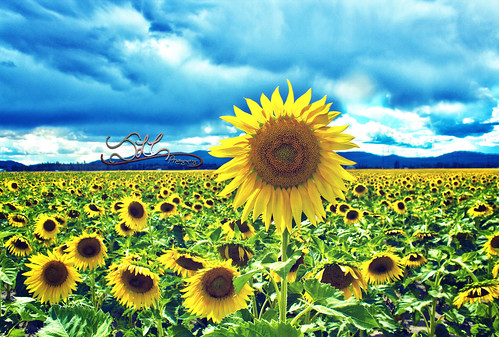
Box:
[218,243,254,267]
[115,221,135,237]
[106,263,160,310]
[8,213,28,227]
[209,81,357,233]
[66,233,108,271]
[84,203,105,218]
[318,263,366,300]
[363,252,404,285]
[453,280,499,308]
[34,214,60,240]
[23,251,82,305]
[402,252,427,268]
[468,203,494,218]
[182,260,253,323]
[222,219,256,240]
[111,200,124,213]
[5,235,32,256]
[484,232,499,256]
[119,196,148,230]
[158,249,205,278]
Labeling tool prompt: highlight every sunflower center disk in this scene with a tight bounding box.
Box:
[175,256,203,271]
[123,270,154,293]
[77,238,101,257]
[129,202,145,219]
[44,220,56,232]
[491,236,499,249]
[43,261,69,286]
[369,257,394,275]
[321,264,354,290]
[161,203,174,212]
[14,239,29,249]
[250,118,320,188]
[203,268,235,299]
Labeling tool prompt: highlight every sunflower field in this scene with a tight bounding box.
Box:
[0,168,498,337]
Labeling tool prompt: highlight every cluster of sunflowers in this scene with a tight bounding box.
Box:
[1,82,499,336]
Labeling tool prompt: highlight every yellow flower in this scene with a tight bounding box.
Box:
[8,213,28,227]
[118,196,148,230]
[5,235,32,256]
[106,263,160,310]
[222,219,256,240]
[158,249,205,278]
[484,232,499,256]
[453,280,499,308]
[65,233,108,271]
[210,81,357,233]
[363,252,404,285]
[34,214,60,240]
[23,251,81,305]
[343,208,362,225]
[317,263,366,300]
[182,260,253,323]
[402,252,427,268]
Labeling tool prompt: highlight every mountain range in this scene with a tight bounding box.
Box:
[1,151,499,171]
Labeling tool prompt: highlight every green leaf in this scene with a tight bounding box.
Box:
[325,299,379,330]
[209,227,222,243]
[168,325,194,337]
[265,252,302,280]
[204,320,303,337]
[7,329,26,337]
[303,278,337,301]
[233,268,264,295]
[37,305,113,337]
[6,297,47,322]
[0,258,18,286]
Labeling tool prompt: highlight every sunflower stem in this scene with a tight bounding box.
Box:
[90,268,97,311]
[249,279,258,321]
[428,297,437,337]
[279,228,289,323]
[450,258,479,283]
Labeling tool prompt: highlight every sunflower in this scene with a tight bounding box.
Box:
[192,202,203,213]
[468,203,494,218]
[384,229,406,237]
[23,251,81,305]
[363,253,404,285]
[155,200,177,218]
[182,260,254,323]
[106,263,160,310]
[7,180,19,192]
[204,198,215,209]
[402,252,427,268]
[352,184,368,197]
[222,219,256,240]
[336,203,350,216]
[34,214,60,240]
[453,280,499,308]
[8,213,28,227]
[115,221,135,237]
[169,194,183,205]
[317,263,366,300]
[158,249,205,278]
[53,214,67,228]
[84,203,105,218]
[343,208,362,225]
[111,200,124,213]
[66,209,81,220]
[209,81,357,233]
[484,232,499,256]
[392,201,407,214]
[5,235,32,256]
[65,233,107,271]
[119,196,148,230]
[218,243,254,267]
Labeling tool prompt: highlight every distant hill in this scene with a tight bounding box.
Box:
[1,151,499,172]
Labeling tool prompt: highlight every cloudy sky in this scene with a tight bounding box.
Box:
[1,0,498,165]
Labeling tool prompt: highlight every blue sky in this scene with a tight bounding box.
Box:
[0,0,498,165]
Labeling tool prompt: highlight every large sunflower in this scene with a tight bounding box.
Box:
[106,263,160,310]
[209,81,357,233]
[453,280,499,308]
[34,214,60,240]
[5,235,32,256]
[363,252,404,285]
[158,249,205,278]
[182,260,254,323]
[317,263,366,300]
[23,251,81,305]
[119,196,148,230]
[65,233,108,271]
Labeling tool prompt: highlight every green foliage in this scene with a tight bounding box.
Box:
[37,305,112,337]
[204,320,303,337]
